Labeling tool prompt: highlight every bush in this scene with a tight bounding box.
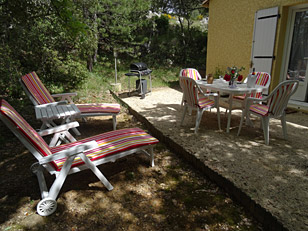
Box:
[44,58,89,93]
[0,46,23,98]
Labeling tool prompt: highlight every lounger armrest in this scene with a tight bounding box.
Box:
[39,141,98,165]
[52,93,77,104]
[52,92,78,98]
[38,121,80,136]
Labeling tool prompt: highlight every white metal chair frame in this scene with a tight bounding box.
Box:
[237,80,299,145]
[179,76,221,133]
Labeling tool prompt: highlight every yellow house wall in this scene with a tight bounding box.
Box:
[206,0,308,91]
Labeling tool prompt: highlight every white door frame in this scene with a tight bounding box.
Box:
[280,3,308,101]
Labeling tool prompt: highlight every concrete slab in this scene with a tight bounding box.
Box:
[114,87,308,231]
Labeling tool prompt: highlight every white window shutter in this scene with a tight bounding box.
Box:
[251,7,279,75]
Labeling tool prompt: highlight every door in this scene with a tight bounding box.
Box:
[251,7,279,75]
[283,6,308,101]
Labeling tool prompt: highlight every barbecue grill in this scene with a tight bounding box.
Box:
[125,62,152,99]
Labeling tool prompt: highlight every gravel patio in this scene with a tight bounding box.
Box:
[116,86,308,231]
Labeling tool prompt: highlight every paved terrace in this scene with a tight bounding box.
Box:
[113,87,308,231]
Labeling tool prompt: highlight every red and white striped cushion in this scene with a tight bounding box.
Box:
[50,128,158,171]
[181,69,201,80]
[0,99,52,157]
[77,103,120,114]
[21,72,55,104]
[198,97,215,109]
[249,104,269,116]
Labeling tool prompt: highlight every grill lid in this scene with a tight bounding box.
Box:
[130,62,148,71]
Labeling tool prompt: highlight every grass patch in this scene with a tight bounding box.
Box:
[74,64,180,103]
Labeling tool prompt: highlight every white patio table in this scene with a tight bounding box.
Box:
[197,79,267,133]
[35,103,81,146]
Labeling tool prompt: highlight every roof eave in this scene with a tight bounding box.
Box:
[201,0,209,8]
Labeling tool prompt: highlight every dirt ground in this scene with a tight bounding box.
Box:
[0,98,263,230]
[119,87,308,231]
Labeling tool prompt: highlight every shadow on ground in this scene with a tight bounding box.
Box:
[118,87,308,231]
[0,106,263,230]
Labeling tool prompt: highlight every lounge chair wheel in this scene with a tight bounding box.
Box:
[30,162,40,174]
[37,198,57,216]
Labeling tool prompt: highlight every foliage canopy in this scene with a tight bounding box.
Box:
[0,0,208,98]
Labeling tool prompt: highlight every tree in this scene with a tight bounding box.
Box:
[0,0,91,97]
[151,0,208,64]
[66,0,151,71]
[96,0,151,58]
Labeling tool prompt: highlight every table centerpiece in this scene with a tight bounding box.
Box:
[224,66,245,88]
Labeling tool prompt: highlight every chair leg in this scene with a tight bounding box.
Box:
[262,117,270,145]
[181,95,184,107]
[181,95,192,115]
[112,114,117,130]
[245,113,254,127]
[217,106,221,130]
[31,163,49,199]
[79,153,114,191]
[181,106,188,126]
[281,114,288,139]
[237,109,246,136]
[48,155,75,200]
[194,109,203,134]
[149,146,154,167]
[49,133,61,147]
[140,146,155,167]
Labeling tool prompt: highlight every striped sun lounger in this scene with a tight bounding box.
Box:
[21,72,121,130]
[0,99,158,216]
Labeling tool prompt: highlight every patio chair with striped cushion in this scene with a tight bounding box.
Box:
[232,72,271,108]
[0,99,158,216]
[237,80,299,145]
[179,68,203,107]
[179,76,221,133]
[20,72,121,130]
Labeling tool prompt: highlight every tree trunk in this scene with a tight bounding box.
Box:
[178,16,187,63]
[87,54,93,72]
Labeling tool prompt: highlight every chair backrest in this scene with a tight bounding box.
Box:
[244,72,271,98]
[267,80,299,117]
[255,72,271,87]
[180,68,202,80]
[0,99,55,169]
[179,76,199,108]
[253,72,271,98]
[21,72,55,105]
